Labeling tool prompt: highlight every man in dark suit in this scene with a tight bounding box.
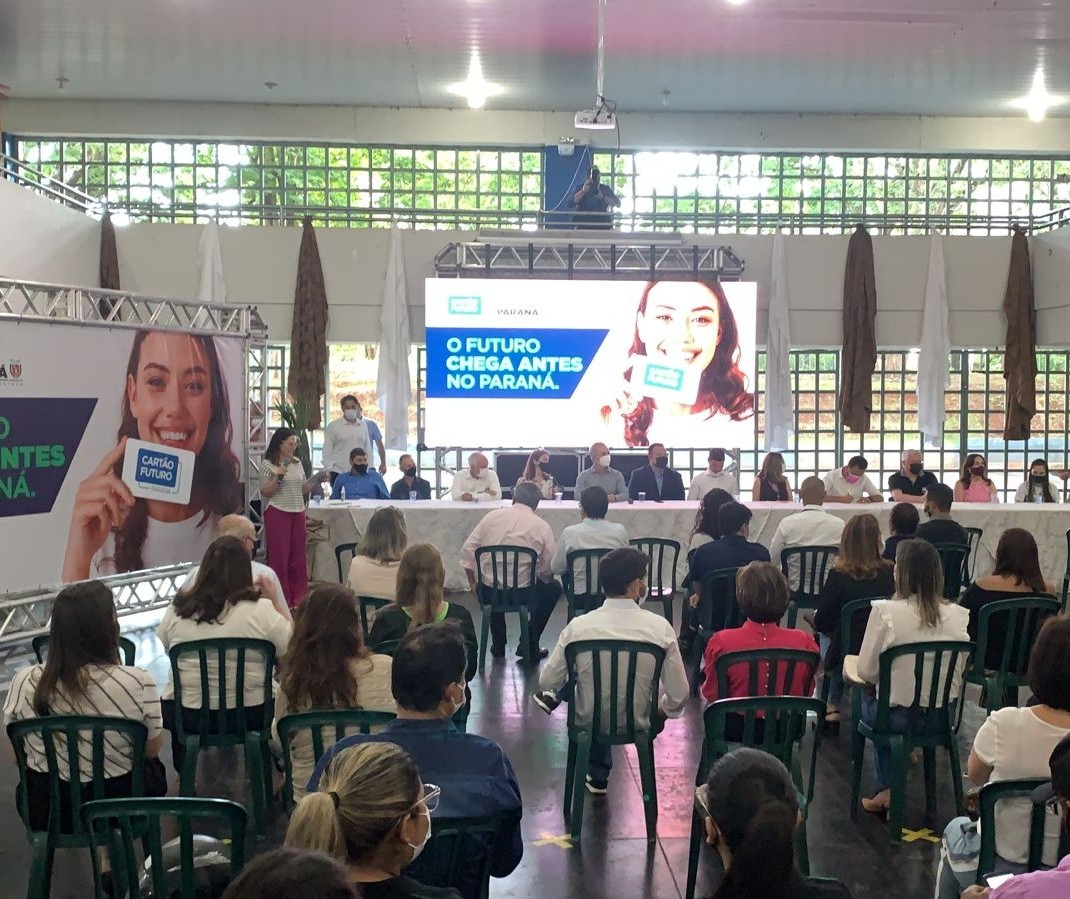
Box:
[627,443,685,501]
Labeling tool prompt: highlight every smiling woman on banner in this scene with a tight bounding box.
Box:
[62,330,242,582]
[601,280,754,448]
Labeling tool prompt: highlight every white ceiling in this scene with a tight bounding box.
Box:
[2,0,1070,116]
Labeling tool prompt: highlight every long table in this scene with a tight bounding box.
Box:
[306,500,1070,593]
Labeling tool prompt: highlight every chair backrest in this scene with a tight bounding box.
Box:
[932,543,971,599]
[335,542,359,582]
[276,709,398,808]
[713,648,821,700]
[168,638,276,743]
[872,640,974,734]
[838,596,886,661]
[474,545,537,610]
[629,537,681,595]
[696,567,742,633]
[972,596,1061,679]
[407,811,521,899]
[357,595,392,639]
[964,528,983,584]
[370,638,402,656]
[976,778,1050,882]
[563,639,666,739]
[7,715,147,842]
[564,548,612,618]
[779,545,838,605]
[81,796,247,899]
[32,634,137,667]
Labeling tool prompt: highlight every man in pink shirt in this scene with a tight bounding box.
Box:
[460,481,562,664]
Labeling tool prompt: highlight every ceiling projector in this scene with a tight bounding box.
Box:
[574,107,617,130]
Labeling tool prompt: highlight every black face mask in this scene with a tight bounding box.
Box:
[1031,474,1047,484]
[971,466,986,477]
[909,463,924,475]
[403,467,417,478]
[352,464,368,475]
[654,456,669,469]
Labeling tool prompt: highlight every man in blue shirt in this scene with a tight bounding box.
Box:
[329,447,389,500]
[308,623,523,899]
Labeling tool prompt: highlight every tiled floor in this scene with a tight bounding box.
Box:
[0,595,984,898]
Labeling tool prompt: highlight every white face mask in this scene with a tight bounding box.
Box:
[343,408,359,422]
[405,811,432,862]
[598,454,612,467]
[635,583,648,606]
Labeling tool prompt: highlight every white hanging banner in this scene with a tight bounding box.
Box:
[917,231,950,447]
[765,232,794,451]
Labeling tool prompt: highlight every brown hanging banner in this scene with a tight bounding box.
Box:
[838,225,877,433]
[1002,225,1037,440]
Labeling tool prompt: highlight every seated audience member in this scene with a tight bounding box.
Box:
[688,448,739,500]
[688,502,771,595]
[955,453,999,503]
[221,847,359,899]
[274,584,395,801]
[752,451,793,502]
[157,535,292,770]
[551,486,630,594]
[183,513,288,612]
[369,543,478,681]
[3,581,166,831]
[814,514,894,730]
[883,502,920,562]
[390,454,433,501]
[459,481,561,662]
[888,449,938,504]
[695,748,854,899]
[960,528,1056,670]
[687,488,734,558]
[535,547,689,793]
[450,452,501,503]
[628,443,686,501]
[915,483,970,546]
[936,617,1070,899]
[856,539,970,814]
[768,477,846,587]
[1015,458,1059,504]
[348,506,407,601]
[516,448,557,500]
[823,455,883,504]
[574,442,628,503]
[290,742,463,899]
[308,624,523,899]
[331,447,390,500]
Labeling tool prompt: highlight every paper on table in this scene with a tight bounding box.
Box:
[842,655,865,685]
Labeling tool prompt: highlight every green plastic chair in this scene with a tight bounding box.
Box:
[32,634,137,666]
[1060,528,1070,613]
[81,796,247,899]
[630,537,680,627]
[407,811,522,899]
[818,595,885,707]
[964,527,983,586]
[474,545,536,672]
[370,638,403,656]
[975,778,1050,884]
[690,567,742,696]
[932,543,972,599]
[561,639,666,842]
[779,546,838,627]
[849,639,973,843]
[7,715,147,899]
[276,709,398,809]
[563,548,611,620]
[335,542,358,582]
[168,638,275,833]
[956,596,1060,731]
[358,595,391,639]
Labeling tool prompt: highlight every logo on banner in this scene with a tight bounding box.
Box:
[0,360,23,386]
[122,439,196,506]
[448,296,482,315]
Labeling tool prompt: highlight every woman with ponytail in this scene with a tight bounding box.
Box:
[696,748,853,899]
[368,544,477,682]
[285,742,461,899]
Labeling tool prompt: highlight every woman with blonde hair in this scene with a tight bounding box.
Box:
[368,544,477,682]
[751,452,792,502]
[285,742,462,899]
[348,506,408,600]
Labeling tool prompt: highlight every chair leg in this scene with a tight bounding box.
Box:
[563,738,578,822]
[25,836,53,899]
[886,735,907,844]
[684,810,703,899]
[245,737,266,835]
[635,737,659,841]
[849,728,865,821]
[179,735,201,796]
[569,731,593,842]
[922,746,937,821]
[947,738,966,817]
[478,611,490,674]
[518,611,531,668]
[795,813,811,876]
[662,596,673,630]
[954,685,967,733]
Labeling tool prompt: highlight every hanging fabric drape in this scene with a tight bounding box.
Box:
[197,221,227,303]
[376,226,412,451]
[838,225,877,433]
[1002,225,1037,440]
[98,212,120,318]
[917,232,950,446]
[288,219,329,431]
[765,232,793,450]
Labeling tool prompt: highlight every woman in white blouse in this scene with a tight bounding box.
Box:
[1014,458,1060,504]
[856,538,970,814]
[347,506,407,601]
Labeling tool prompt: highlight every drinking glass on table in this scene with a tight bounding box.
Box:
[637,491,646,502]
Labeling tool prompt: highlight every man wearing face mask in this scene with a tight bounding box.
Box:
[389,454,433,501]
[628,442,686,501]
[823,455,883,504]
[574,442,628,502]
[535,547,689,794]
[323,395,387,482]
[329,448,390,500]
[915,483,970,546]
[308,623,523,899]
[889,449,939,504]
[688,448,740,500]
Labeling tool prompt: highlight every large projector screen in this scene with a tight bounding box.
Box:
[424,278,757,449]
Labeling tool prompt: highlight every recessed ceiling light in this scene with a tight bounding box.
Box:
[448,51,503,109]
[726,0,749,6]
[1010,67,1066,122]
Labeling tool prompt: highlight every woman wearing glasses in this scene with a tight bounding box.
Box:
[286,741,459,899]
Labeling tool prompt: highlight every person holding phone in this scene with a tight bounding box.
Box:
[570,165,619,229]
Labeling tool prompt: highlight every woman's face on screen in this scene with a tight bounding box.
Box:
[636,282,721,371]
[127,332,213,455]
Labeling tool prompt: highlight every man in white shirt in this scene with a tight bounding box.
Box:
[823,455,883,504]
[574,442,628,502]
[768,477,845,589]
[460,481,561,662]
[535,547,689,793]
[322,395,387,480]
[450,452,502,502]
[687,448,739,500]
[551,486,630,595]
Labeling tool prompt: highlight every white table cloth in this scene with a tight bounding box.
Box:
[306,500,1069,593]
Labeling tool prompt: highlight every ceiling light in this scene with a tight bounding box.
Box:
[726,0,749,6]
[448,51,503,109]
[1010,67,1066,122]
